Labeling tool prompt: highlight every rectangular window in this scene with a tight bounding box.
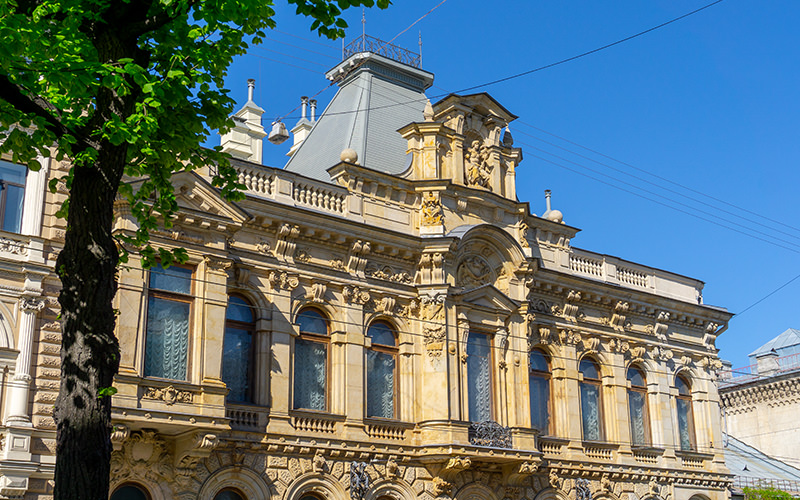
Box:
[0,160,26,233]
[144,264,192,380]
[529,375,550,433]
[628,390,649,445]
[676,398,695,450]
[580,382,603,441]
[466,331,492,422]
[293,337,327,410]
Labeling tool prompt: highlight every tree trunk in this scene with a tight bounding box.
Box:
[53,153,124,499]
[52,19,135,498]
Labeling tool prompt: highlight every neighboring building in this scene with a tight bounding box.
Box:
[0,36,734,500]
[723,434,800,497]
[719,329,800,476]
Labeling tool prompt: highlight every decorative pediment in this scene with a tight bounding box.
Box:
[169,171,250,226]
[455,284,520,314]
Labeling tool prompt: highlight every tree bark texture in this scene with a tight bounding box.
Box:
[53,26,134,500]
[53,159,123,500]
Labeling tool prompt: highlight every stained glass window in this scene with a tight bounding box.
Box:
[223,296,254,402]
[366,321,397,419]
[467,331,492,422]
[144,265,192,380]
[627,366,650,446]
[293,309,328,411]
[676,375,695,451]
[529,350,551,434]
[579,358,603,441]
[0,160,26,234]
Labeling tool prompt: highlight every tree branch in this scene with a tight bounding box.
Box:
[0,73,96,152]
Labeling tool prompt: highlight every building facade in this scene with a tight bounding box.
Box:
[0,38,733,500]
[719,329,800,481]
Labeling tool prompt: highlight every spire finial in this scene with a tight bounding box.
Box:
[247,79,255,102]
[362,7,366,40]
[419,31,423,66]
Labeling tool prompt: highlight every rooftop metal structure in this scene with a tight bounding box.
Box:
[343,34,421,69]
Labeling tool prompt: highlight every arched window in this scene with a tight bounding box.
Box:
[579,358,603,441]
[366,321,397,419]
[110,484,150,500]
[529,349,551,434]
[223,296,255,402]
[675,375,695,451]
[627,366,650,445]
[293,309,329,411]
[214,489,246,500]
[467,331,492,422]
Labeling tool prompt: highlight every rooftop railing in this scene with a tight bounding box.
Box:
[344,34,421,68]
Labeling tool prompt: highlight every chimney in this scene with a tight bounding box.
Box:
[288,96,315,157]
[310,99,317,122]
[755,349,780,377]
[220,79,266,163]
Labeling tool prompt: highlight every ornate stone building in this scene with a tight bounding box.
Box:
[0,36,733,500]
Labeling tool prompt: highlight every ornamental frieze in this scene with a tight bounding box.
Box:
[143,385,193,406]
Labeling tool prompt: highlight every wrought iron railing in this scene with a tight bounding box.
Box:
[343,34,421,68]
[468,420,512,448]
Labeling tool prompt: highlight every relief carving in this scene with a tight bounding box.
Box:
[365,263,413,284]
[143,385,193,406]
[464,139,492,190]
[343,286,371,305]
[274,223,300,261]
[307,282,327,303]
[347,240,371,276]
[0,237,28,256]
[420,293,446,357]
[421,192,443,226]
[268,271,299,290]
[19,297,46,313]
[456,255,492,288]
[609,301,629,330]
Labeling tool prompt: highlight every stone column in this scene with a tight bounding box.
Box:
[5,296,45,426]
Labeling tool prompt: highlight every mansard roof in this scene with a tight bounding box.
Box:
[749,328,800,358]
[284,52,433,181]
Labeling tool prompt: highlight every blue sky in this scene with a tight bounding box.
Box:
[219,1,800,369]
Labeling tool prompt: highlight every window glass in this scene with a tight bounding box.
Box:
[366,322,396,419]
[676,375,695,450]
[110,484,149,500]
[293,309,328,411]
[144,296,190,380]
[223,295,255,403]
[529,350,550,434]
[0,160,26,233]
[579,358,603,441]
[367,321,395,347]
[226,296,253,323]
[627,366,649,446]
[294,337,327,410]
[467,331,492,422]
[297,309,327,336]
[149,264,192,294]
[214,490,245,500]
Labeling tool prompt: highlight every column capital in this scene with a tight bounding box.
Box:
[18,297,45,314]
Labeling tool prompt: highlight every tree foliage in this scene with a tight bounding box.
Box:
[743,486,795,500]
[0,0,388,498]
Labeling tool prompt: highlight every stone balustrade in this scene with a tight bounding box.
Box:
[565,247,704,304]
